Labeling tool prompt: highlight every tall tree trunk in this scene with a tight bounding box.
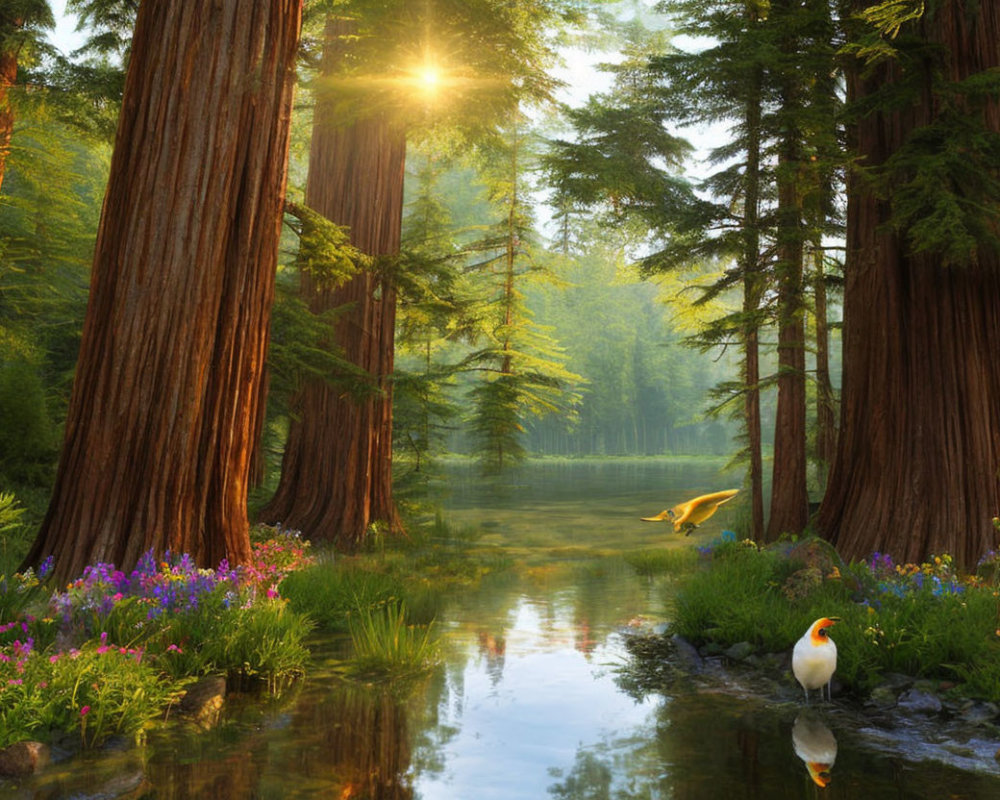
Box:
[23,1,301,583]
[742,38,766,541]
[812,246,837,484]
[261,18,404,548]
[0,44,17,195]
[820,0,1000,567]
[766,4,810,540]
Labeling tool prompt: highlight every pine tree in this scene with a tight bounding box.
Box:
[264,0,575,546]
[464,120,581,471]
[393,149,465,487]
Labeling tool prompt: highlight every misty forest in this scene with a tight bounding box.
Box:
[4,0,998,577]
[2,0,1000,795]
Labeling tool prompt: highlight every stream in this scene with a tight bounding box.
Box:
[7,458,1000,798]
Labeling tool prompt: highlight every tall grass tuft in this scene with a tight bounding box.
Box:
[346,598,440,680]
[281,561,416,632]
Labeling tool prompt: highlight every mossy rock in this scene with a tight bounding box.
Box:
[782,566,823,600]
[774,537,846,576]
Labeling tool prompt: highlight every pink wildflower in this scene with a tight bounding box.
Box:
[80,705,90,717]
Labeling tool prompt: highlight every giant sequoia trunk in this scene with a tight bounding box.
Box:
[261,19,404,548]
[0,44,16,195]
[819,1,1000,567]
[24,1,301,583]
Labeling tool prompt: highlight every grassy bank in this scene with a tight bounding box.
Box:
[0,517,514,752]
[661,537,1000,701]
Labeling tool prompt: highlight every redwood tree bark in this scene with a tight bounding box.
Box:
[0,43,17,195]
[24,1,302,582]
[819,1,1000,567]
[261,18,404,548]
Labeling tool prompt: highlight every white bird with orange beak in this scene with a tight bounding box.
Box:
[792,617,840,703]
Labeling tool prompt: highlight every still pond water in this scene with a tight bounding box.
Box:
[8,459,1000,798]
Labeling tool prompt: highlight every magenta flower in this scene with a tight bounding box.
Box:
[80,705,90,717]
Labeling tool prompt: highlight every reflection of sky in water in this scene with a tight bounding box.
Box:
[413,598,659,799]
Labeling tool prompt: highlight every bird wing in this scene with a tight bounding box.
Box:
[670,501,696,528]
[672,489,739,529]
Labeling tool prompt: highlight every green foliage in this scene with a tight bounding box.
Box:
[624,547,699,578]
[868,106,1000,267]
[0,492,30,574]
[459,122,583,469]
[1,644,180,749]
[280,560,417,633]
[468,374,528,471]
[0,2,54,56]
[97,588,314,691]
[284,202,369,289]
[0,553,50,628]
[346,598,440,680]
[66,0,135,61]
[668,542,1000,699]
[0,361,58,484]
[200,599,314,692]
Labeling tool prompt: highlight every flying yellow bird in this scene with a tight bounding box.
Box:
[640,489,739,534]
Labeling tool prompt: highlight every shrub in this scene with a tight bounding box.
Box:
[1,639,180,749]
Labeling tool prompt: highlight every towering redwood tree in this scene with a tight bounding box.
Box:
[262,16,405,546]
[819,0,1000,566]
[24,0,302,582]
[263,2,565,547]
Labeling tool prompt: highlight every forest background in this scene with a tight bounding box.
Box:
[1,0,997,581]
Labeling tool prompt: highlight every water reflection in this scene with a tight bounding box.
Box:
[792,712,837,788]
[412,593,661,799]
[10,461,1000,798]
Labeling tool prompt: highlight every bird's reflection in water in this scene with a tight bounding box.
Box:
[792,712,837,788]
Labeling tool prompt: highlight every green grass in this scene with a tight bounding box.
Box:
[667,540,1000,699]
[345,599,440,680]
[624,547,700,577]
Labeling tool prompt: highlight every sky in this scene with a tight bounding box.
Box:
[47,1,85,54]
